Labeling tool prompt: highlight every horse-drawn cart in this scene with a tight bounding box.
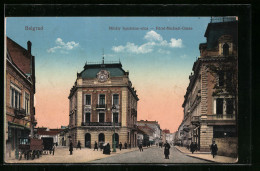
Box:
[18,138,44,160]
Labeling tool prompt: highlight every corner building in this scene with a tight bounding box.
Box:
[68,60,139,148]
[179,17,238,155]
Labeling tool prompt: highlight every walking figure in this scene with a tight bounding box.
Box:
[164,141,171,159]
[190,142,196,154]
[76,141,81,150]
[94,141,98,151]
[124,142,127,149]
[138,143,143,152]
[52,144,56,155]
[119,142,122,151]
[69,142,73,155]
[210,141,218,158]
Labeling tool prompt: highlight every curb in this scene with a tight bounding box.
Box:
[174,147,217,163]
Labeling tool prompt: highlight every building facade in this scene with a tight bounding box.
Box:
[136,120,161,145]
[5,37,37,158]
[68,60,139,148]
[178,17,238,153]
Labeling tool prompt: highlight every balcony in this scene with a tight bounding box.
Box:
[14,108,26,119]
[183,125,190,132]
[96,104,107,110]
[206,114,236,125]
[81,122,121,126]
[191,116,200,126]
[131,108,137,116]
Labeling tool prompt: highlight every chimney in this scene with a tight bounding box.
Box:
[27,41,32,54]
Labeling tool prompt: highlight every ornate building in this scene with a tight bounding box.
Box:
[5,37,37,158]
[178,17,238,156]
[68,59,139,148]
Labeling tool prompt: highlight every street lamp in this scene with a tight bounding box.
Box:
[112,105,116,152]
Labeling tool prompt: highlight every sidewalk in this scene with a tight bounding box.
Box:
[174,146,238,163]
[4,146,143,163]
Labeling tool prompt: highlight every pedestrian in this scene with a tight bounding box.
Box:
[124,142,127,149]
[52,144,56,155]
[190,142,195,154]
[69,142,73,155]
[138,143,143,152]
[106,143,111,155]
[94,141,98,151]
[76,141,81,150]
[210,140,218,158]
[164,141,171,159]
[119,142,122,151]
[100,142,104,151]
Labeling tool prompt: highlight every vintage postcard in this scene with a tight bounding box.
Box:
[4,13,240,164]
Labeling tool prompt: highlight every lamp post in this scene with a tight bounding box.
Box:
[112,105,116,152]
[113,120,116,152]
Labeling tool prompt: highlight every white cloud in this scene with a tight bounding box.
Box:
[112,30,183,54]
[180,54,187,59]
[144,30,163,42]
[169,38,183,48]
[47,38,79,53]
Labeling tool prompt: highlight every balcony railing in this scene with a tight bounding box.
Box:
[191,116,200,126]
[81,122,121,126]
[14,108,26,119]
[131,108,137,116]
[96,104,107,109]
[207,114,235,120]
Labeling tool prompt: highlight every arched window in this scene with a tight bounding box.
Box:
[223,43,229,56]
[85,133,91,148]
[98,133,105,143]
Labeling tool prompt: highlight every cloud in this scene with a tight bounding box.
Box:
[47,38,79,53]
[144,30,163,42]
[112,30,183,54]
[169,38,183,48]
[180,54,187,59]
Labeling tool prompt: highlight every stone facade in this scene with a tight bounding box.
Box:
[68,60,139,148]
[177,17,238,155]
[5,37,37,158]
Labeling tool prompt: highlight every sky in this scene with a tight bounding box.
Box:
[6,17,211,132]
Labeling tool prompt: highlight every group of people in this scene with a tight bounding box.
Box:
[189,141,218,158]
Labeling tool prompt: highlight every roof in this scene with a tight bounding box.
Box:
[162,129,170,133]
[204,21,238,49]
[137,120,158,124]
[37,129,63,136]
[79,63,126,79]
[7,37,32,75]
[137,126,154,135]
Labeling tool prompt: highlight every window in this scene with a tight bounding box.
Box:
[99,94,105,105]
[223,43,229,56]
[25,93,29,114]
[113,94,119,105]
[226,72,233,88]
[99,113,105,123]
[113,112,118,123]
[226,99,234,115]
[85,113,91,122]
[216,98,223,115]
[11,87,21,109]
[85,95,91,105]
[218,71,224,87]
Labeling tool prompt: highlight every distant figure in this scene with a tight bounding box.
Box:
[94,141,98,151]
[106,143,111,155]
[119,142,122,151]
[76,141,81,150]
[124,142,127,149]
[99,142,104,151]
[52,144,56,155]
[190,142,196,154]
[164,141,171,159]
[210,141,218,158]
[138,143,143,152]
[69,142,73,155]
[56,142,58,146]
[129,143,131,149]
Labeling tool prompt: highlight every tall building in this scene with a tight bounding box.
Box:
[178,17,238,156]
[5,37,37,158]
[68,59,139,148]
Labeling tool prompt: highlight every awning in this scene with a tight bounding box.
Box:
[8,122,30,131]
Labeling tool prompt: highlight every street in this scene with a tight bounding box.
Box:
[90,146,211,163]
[5,146,211,163]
